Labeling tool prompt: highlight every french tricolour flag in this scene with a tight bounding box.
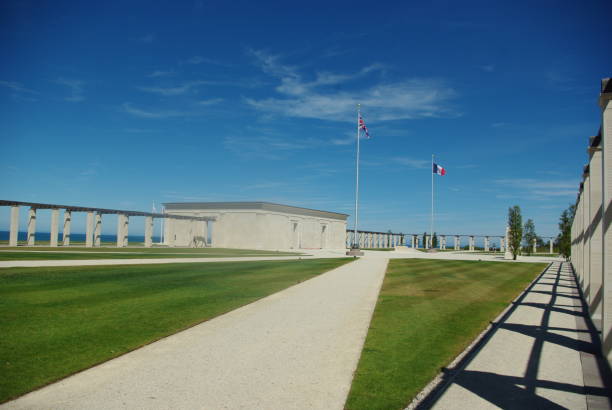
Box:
[433,163,446,176]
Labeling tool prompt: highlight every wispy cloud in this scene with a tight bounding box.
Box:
[392,157,430,169]
[0,80,37,95]
[181,56,232,67]
[147,70,175,78]
[224,135,315,160]
[197,98,223,105]
[137,81,208,96]
[121,102,189,119]
[494,178,578,200]
[245,49,458,121]
[138,33,155,43]
[56,78,84,102]
[480,64,495,72]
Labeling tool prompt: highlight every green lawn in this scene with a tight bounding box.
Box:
[0,258,350,403]
[345,259,546,410]
[0,247,301,260]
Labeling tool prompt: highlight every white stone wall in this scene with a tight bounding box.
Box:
[164,207,346,250]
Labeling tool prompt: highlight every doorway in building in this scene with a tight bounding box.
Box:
[292,222,299,249]
[321,224,327,249]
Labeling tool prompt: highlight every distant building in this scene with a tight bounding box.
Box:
[162,202,348,250]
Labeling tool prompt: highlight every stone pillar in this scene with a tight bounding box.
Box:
[589,136,604,324]
[500,237,505,252]
[424,235,429,249]
[117,214,129,247]
[532,238,537,254]
[599,79,612,365]
[63,210,72,246]
[50,208,59,247]
[94,212,102,247]
[86,211,94,247]
[504,226,513,259]
[468,236,474,251]
[583,168,591,302]
[549,239,554,254]
[27,207,36,246]
[410,235,415,248]
[484,236,489,252]
[454,236,459,250]
[145,216,153,248]
[9,205,19,246]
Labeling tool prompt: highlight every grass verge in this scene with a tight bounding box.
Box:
[0,258,350,402]
[345,258,546,410]
[0,247,301,260]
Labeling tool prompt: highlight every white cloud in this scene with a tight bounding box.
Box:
[138,34,155,43]
[197,98,223,105]
[392,157,431,169]
[223,135,315,160]
[494,178,579,200]
[121,102,188,119]
[56,78,84,102]
[148,70,175,78]
[245,49,458,122]
[137,81,208,96]
[0,80,37,94]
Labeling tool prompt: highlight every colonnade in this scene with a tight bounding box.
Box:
[570,77,611,367]
[1,200,214,248]
[346,230,555,252]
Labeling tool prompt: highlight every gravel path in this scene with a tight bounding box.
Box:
[2,256,388,410]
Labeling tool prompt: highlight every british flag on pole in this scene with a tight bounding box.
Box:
[358,114,371,139]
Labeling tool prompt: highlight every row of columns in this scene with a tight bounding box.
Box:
[346,231,406,248]
[347,230,556,253]
[571,78,611,367]
[7,206,163,248]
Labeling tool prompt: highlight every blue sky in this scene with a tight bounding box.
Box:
[1,0,611,238]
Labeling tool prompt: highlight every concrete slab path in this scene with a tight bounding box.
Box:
[421,261,611,409]
[2,256,388,410]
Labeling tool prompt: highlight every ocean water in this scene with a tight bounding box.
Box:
[0,231,161,244]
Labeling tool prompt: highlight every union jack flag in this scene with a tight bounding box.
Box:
[359,114,371,139]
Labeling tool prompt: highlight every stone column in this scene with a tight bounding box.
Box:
[589,143,604,324]
[504,226,513,259]
[599,79,611,364]
[94,212,102,247]
[424,235,429,249]
[63,210,72,246]
[411,235,415,248]
[500,237,505,252]
[469,236,474,251]
[27,207,36,246]
[145,216,153,248]
[484,236,489,252]
[50,208,59,247]
[583,168,591,302]
[454,235,459,250]
[532,238,537,254]
[549,239,554,254]
[86,211,94,247]
[9,205,19,246]
[117,214,129,247]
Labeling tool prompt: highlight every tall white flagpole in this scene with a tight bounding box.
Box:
[353,104,361,248]
[431,154,434,248]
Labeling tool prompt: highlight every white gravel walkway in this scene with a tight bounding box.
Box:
[2,256,388,410]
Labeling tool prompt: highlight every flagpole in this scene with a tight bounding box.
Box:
[353,104,361,248]
[431,154,434,249]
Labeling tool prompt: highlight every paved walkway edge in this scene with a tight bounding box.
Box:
[405,262,553,410]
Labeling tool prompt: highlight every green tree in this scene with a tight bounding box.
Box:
[508,206,523,260]
[557,204,576,260]
[523,219,537,256]
[432,232,438,248]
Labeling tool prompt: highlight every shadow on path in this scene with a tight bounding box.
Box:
[416,262,612,409]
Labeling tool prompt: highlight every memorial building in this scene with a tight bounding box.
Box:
[162,202,348,250]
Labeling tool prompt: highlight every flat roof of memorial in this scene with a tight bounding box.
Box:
[163,201,349,220]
